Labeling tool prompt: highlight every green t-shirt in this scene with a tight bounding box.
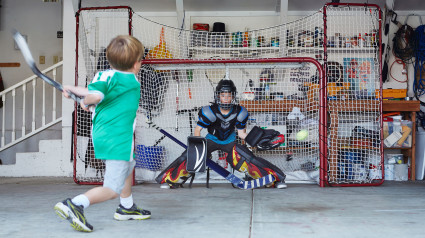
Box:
[88,70,140,161]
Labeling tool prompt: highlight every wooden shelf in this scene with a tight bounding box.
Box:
[240,100,319,112]
[383,100,420,111]
[383,100,420,181]
[188,46,280,54]
[385,147,413,150]
[328,100,380,112]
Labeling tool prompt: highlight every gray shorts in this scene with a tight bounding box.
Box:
[103,159,136,194]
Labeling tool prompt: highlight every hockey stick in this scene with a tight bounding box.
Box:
[12,29,83,103]
[144,118,276,189]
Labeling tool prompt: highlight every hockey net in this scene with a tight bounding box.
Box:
[74,3,382,186]
[134,58,325,186]
[324,3,383,186]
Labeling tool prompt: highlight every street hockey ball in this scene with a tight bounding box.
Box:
[296,129,308,141]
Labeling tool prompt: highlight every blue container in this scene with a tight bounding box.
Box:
[135,145,165,171]
[341,151,362,164]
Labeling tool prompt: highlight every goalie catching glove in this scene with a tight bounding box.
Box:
[245,126,285,151]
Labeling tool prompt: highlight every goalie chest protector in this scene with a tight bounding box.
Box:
[197,104,248,141]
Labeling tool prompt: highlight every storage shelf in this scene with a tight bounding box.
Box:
[385,147,412,150]
[188,46,280,53]
[240,100,319,112]
[285,46,377,52]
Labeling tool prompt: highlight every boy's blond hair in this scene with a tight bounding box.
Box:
[106,35,144,71]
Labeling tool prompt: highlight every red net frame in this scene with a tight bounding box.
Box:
[323,3,384,186]
[72,3,384,187]
[74,6,133,185]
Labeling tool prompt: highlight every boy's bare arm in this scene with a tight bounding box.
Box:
[194,125,203,137]
[62,85,89,98]
[62,85,102,112]
[237,128,248,140]
[83,94,102,106]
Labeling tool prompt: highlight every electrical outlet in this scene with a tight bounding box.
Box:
[53,56,59,64]
[39,56,45,64]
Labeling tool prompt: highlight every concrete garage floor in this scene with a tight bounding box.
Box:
[0,177,424,238]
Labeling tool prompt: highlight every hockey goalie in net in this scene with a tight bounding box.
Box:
[155,79,287,189]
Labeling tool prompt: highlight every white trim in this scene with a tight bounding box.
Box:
[134,12,177,17]
[185,11,280,17]
[394,10,425,16]
[280,0,288,24]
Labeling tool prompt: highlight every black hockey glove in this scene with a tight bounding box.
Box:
[245,126,285,151]
[257,129,285,151]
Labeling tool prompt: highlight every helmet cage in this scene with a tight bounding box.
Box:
[215,90,237,110]
[214,79,237,110]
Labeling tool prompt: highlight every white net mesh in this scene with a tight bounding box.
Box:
[74,3,382,186]
[324,4,382,185]
[74,7,132,184]
[134,60,322,184]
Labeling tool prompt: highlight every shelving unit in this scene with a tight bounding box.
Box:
[383,100,420,181]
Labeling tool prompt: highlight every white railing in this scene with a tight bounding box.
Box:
[0,61,63,152]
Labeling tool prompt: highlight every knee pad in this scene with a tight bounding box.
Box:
[230,144,286,182]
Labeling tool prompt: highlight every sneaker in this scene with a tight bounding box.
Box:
[54,198,93,232]
[113,204,151,221]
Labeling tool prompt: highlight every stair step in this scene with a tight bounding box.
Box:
[0,139,72,177]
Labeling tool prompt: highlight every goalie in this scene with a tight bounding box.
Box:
[155,79,287,189]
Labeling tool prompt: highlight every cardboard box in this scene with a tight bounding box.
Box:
[375,89,407,99]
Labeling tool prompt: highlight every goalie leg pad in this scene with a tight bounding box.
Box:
[186,136,207,173]
[229,144,286,182]
[155,151,191,186]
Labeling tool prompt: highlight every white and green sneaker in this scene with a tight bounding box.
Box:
[113,204,151,221]
[54,198,93,232]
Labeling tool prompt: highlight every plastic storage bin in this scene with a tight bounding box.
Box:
[135,145,165,171]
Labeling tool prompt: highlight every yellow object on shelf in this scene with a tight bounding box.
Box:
[397,125,412,147]
[304,82,350,100]
[145,27,173,60]
[375,89,407,99]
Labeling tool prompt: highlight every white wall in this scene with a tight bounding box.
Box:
[0,0,63,88]
[0,0,64,164]
[382,15,424,95]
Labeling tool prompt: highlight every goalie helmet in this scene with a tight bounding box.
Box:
[215,79,237,110]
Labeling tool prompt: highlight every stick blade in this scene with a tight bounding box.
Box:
[237,174,276,189]
[12,29,35,68]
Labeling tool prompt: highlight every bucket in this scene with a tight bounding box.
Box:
[394,164,408,181]
[384,164,394,181]
[338,162,366,180]
[135,145,165,171]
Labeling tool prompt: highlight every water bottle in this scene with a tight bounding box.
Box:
[265,84,270,100]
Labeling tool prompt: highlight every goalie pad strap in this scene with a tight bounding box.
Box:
[244,126,265,147]
[234,144,255,170]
